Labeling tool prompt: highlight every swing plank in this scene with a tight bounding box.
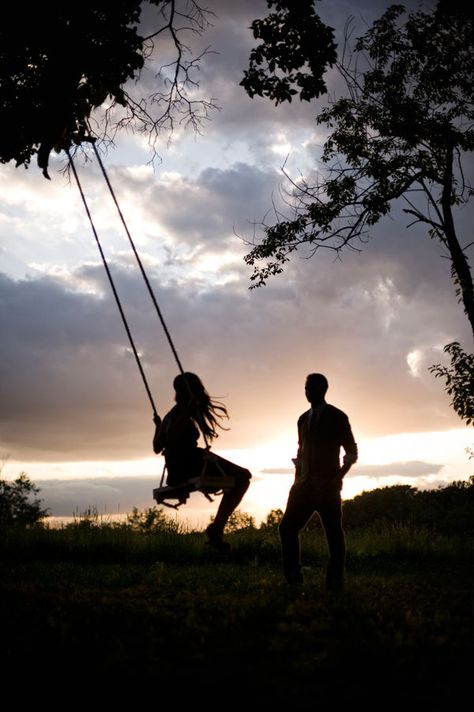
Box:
[153,476,200,505]
[153,473,235,506]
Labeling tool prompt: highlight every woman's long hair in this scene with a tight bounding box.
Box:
[173,372,229,442]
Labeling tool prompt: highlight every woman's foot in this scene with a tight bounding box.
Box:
[205,523,231,554]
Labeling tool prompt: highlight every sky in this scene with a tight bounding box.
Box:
[1,0,472,527]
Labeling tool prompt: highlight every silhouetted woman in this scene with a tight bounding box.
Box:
[153,372,251,552]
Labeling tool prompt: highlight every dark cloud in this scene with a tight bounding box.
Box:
[37,475,209,518]
[0,268,167,460]
[136,161,280,245]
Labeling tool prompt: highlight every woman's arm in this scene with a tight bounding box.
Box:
[153,407,200,455]
[152,413,164,454]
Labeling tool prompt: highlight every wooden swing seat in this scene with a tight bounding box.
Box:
[153,472,235,509]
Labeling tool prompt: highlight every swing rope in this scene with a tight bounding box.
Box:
[91,141,185,376]
[67,148,159,417]
[90,142,213,450]
[69,147,231,509]
[69,144,213,453]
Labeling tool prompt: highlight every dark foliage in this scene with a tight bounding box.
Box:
[244,5,474,329]
[342,479,474,533]
[0,2,213,177]
[430,342,474,425]
[241,0,336,104]
[0,473,48,528]
[0,4,143,174]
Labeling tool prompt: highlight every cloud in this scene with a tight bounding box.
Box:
[0,0,469,475]
[1,189,469,464]
[37,475,223,518]
[36,475,163,516]
[350,461,445,479]
[134,161,280,247]
[260,461,445,479]
[36,459,446,517]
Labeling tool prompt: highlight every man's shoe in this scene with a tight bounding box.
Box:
[325,576,345,593]
[285,570,304,586]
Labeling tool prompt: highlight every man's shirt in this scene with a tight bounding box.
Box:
[295,402,358,482]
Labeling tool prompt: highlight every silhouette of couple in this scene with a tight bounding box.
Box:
[153,372,357,589]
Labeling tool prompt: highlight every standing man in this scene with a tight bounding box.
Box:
[279,373,358,590]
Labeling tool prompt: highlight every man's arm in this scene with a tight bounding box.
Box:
[340,415,358,477]
[340,449,358,477]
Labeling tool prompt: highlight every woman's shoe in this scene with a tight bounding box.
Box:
[205,523,231,554]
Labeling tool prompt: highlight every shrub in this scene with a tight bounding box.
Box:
[126,506,181,534]
[0,473,48,528]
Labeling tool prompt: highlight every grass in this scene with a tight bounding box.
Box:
[1,522,473,706]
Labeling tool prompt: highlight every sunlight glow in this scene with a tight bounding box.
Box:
[358,429,472,468]
[5,428,472,527]
[271,133,292,156]
[406,348,425,377]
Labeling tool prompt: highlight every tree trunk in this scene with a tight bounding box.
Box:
[442,144,474,340]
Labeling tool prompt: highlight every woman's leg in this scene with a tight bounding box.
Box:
[206,456,251,537]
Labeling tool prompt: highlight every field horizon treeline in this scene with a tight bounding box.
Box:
[2,473,474,536]
[55,475,474,535]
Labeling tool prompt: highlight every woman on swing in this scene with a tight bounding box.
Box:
[153,372,252,552]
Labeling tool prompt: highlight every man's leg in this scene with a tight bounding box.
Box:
[318,495,346,591]
[279,484,316,584]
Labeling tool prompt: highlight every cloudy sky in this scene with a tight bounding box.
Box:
[1,0,472,526]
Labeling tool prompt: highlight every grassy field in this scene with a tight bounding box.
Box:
[1,522,473,706]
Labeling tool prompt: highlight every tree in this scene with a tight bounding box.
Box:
[0,473,49,528]
[430,342,474,425]
[126,506,180,533]
[241,0,336,105]
[243,3,474,423]
[0,2,214,178]
[259,508,284,530]
[217,509,256,533]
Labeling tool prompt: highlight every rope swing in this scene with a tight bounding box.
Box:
[67,148,159,418]
[68,144,189,417]
[91,142,186,377]
[68,146,233,508]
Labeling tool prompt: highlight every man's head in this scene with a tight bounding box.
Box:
[305,373,328,405]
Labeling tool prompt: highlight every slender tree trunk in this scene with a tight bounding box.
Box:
[442,144,474,340]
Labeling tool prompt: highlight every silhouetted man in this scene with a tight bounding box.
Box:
[279,373,358,590]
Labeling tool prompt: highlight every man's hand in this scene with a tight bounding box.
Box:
[153,413,162,427]
[340,450,357,477]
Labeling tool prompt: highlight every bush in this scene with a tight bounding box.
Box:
[0,473,48,528]
[260,508,284,531]
[126,506,182,534]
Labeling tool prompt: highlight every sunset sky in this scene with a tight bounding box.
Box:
[1,0,472,526]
